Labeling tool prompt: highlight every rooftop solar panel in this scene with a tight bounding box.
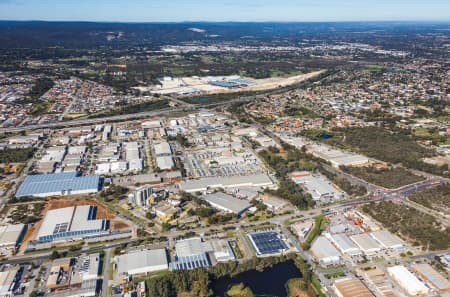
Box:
[247,231,288,255]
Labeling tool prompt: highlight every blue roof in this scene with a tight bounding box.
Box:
[209,81,240,88]
[16,172,101,197]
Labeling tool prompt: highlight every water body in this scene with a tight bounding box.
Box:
[212,260,301,297]
[320,133,333,140]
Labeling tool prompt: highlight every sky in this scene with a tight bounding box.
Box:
[0,0,449,22]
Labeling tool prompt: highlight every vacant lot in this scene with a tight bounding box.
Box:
[362,201,450,251]
[342,166,424,189]
[409,184,450,215]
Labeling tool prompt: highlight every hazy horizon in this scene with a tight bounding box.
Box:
[0,0,449,23]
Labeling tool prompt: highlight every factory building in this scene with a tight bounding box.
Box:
[16,172,101,198]
[169,238,213,271]
[387,266,429,296]
[247,231,288,256]
[290,171,344,203]
[333,278,375,297]
[115,249,168,276]
[202,192,251,216]
[291,220,314,242]
[0,267,21,297]
[0,224,27,256]
[36,205,109,242]
[179,174,274,193]
[350,233,382,257]
[310,236,342,267]
[330,234,361,256]
[411,263,450,294]
[370,230,404,250]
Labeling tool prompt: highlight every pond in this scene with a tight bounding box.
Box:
[320,133,333,140]
[212,260,301,297]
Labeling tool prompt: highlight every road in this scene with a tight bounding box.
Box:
[101,248,112,297]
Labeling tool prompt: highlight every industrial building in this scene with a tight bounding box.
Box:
[350,233,382,257]
[360,268,398,297]
[310,236,341,267]
[36,205,109,242]
[411,263,450,294]
[333,278,375,297]
[156,156,175,170]
[125,142,143,172]
[179,174,274,193]
[247,231,288,256]
[290,171,344,203]
[169,238,213,271]
[129,185,154,207]
[46,254,101,296]
[0,267,21,297]
[115,249,169,276]
[15,172,101,198]
[291,220,313,242]
[202,192,251,216]
[370,230,404,250]
[153,141,172,156]
[210,240,236,262]
[0,224,26,248]
[330,234,361,256]
[387,266,429,296]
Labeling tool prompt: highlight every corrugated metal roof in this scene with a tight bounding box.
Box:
[16,172,100,197]
[116,249,168,275]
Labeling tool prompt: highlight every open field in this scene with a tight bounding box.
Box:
[341,166,425,189]
[146,71,324,96]
[409,184,450,215]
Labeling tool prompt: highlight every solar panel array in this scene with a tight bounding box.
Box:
[169,254,210,271]
[247,231,288,255]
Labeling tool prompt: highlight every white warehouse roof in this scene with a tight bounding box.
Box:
[310,236,341,266]
[370,230,404,250]
[202,192,251,215]
[387,265,429,296]
[350,233,382,255]
[116,249,168,275]
[330,233,361,255]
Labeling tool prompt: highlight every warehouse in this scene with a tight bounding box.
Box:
[37,205,109,242]
[16,172,101,198]
[169,238,213,271]
[411,263,450,293]
[290,171,344,203]
[291,220,313,242]
[0,267,21,297]
[310,236,342,267]
[387,266,429,296]
[156,156,175,170]
[330,234,361,256]
[202,192,251,216]
[370,230,404,250]
[333,278,375,297]
[115,249,168,276]
[0,224,27,256]
[179,174,274,193]
[247,231,288,256]
[350,233,382,257]
[153,142,172,156]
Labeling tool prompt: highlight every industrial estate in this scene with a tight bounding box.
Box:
[0,18,449,297]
